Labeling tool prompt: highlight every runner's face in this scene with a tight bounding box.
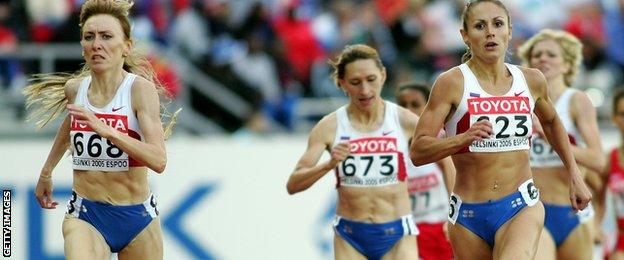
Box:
[339,59,386,110]
[81,14,130,73]
[397,89,427,115]
[529,39,569,83]
[461,2,511,61]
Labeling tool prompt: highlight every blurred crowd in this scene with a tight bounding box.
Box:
[0,0,623,134]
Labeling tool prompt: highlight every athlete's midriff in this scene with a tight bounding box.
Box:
[451,150,533,202]
[532,167,573,204]
[336,182,411,223]
[72,167,150,205]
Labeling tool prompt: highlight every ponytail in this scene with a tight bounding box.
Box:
[461,47,472,63]
[24,68,89,129]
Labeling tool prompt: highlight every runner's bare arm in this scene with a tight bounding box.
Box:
[106,77,166,173]
[530,68,578,174]
[35,79,80,209]
[529,68,592,210]
[570,91,606,173]
[595,151,611,227]
[287,114,346,194]
[397,106,419,138]
[410,69,491,165]
[39,78,80,178]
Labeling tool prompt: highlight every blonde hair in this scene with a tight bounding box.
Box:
[517,29,583,87]
[24,0,179,138]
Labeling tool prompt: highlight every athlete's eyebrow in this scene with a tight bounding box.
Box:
[473,16,504,22]
[83,30,114,34]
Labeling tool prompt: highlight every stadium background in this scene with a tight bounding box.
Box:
[0,0,623,259]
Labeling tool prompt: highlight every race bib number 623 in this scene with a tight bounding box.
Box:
[467,96,531,152]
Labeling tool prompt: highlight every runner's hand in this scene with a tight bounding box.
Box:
[462,119,493,144]
[67,104,114,138]
[329,142,350,168]
[569,170,592,212]
[35,175,58,209]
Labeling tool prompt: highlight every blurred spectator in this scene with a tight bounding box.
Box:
[564,2,605,45]
[231,33,279,104]
[311,47,343,98]
[360,0,398,76]
[507,0,569,33]
[417,0,463,72]
[172,0,192,16]
[52,4,80,43]
[170,0,211,64]
[236,2,276,48]
[1,0,622,134]
[131,1,159,44]
[132,2,181,98]
[272,0,325,96]
[0,0,18,89]
[601,0,624,73]
[205,0,246,65]
[312,0,365,52]
[234,1,297,114]
[564,1,617,91]
[374,0,409,25]
[25,0,70,42]
[137,0,170,44]
[0,0,25,119]
[231,32,284,124]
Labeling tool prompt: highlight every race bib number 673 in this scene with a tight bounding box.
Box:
[338,137,403,187]
[467,96,532,152]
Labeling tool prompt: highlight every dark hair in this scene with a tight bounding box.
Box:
[329,44,384,87]
[396,83,430,102]
[614,89,624,115]
[461,0,511,63]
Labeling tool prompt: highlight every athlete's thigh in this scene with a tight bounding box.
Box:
[118,218,163,260]
[494,202,545,260]
[557,221,593,260]
[62,214,111,260]
[448,222,492,260]
[334,234,366,260]
[381,235,418,260]
[534,229,556,260]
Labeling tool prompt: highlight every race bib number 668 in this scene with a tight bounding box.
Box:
[70,114,129,171]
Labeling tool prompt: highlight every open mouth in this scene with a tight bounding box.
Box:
[358,96,374,105]
[485,42,498,50]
